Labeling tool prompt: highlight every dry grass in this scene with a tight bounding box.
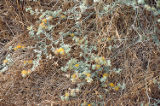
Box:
[0,0,160,106]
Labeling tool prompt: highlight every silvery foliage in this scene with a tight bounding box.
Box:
[0,54,13,73]
[31,49,42,71]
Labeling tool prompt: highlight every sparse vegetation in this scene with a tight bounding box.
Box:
[0,0,160,105]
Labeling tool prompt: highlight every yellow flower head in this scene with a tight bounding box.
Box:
[86,73,91,77]
[58,48,65,55]
[3,59,8,64]
[57,48,64,52]
[24,61,27,64]
[21,70,31,77]
[75,64,79,67]
[114,86,119,91]
[70,33,75,37]
[17,45,22,49]
[60,15,66,19]
[102,56,106,61]
[21,70,28,77]
[103,73,109,77]
[109,83,115,87]
[88,104,91,106]
[96,64,101,69]
[40,22,46,28]
[107,37,111,41]
[14,44,24,51]
[65,92,70,97]
[42,18,47,23]
[28,60,33,64]
[21,70,28,74]
[24,60,33,64]
[72,73,77,79]
[55,48,65,55]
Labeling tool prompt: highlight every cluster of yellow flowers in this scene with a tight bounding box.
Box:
[54,48,65,55]
[93,56,106,70]
[70,33,75,37]
[23,60,33,64]
[21,70,31,77]
[40,16,53,29]
[14,44,25,51]
[109,83,120,91]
